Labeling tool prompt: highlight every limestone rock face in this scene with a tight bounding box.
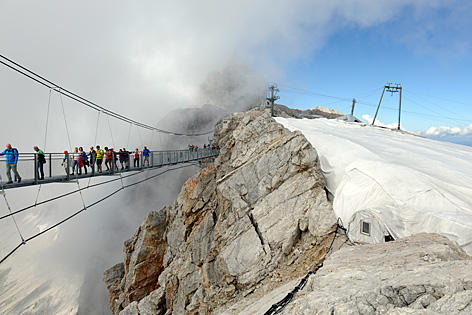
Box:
[106,210,168,313]
[104,111,336,314]
[278,233,472,315]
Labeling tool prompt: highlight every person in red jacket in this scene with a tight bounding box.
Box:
[134,148,140,168]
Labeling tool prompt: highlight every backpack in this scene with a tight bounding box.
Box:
[11,148,22,163]
[38,151,46,164]
[81,151,88,161]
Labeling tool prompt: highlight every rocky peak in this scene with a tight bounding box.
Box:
[104,110,337,314]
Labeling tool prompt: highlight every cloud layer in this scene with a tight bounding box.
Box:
[0,0,464,152]
[362,114,406,130]
[420,124,472,137]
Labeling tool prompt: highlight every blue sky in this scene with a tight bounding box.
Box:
[273,2,472,144]
[2,1,472,149]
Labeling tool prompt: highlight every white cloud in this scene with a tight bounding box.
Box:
[361,114,406,130]
[420,124,472,137]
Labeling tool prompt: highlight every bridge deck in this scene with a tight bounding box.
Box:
[0,149,218,190]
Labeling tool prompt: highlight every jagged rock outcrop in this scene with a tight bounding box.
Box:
[276,233,472,314]
[273,104,344,119]
[104,110,337,314]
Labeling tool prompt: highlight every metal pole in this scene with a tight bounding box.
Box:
[49,153,52,178]
[372,87,386,126]
[66,153,70,181]
[398,87,402,130]
[351,98,356,116]
[91,153,95,176]
[34,154,38,185]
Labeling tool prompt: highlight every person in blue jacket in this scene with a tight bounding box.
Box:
[0,144,21,184]
[143,146,150,167]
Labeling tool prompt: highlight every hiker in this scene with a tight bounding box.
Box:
[96,145,104,173]
[119,149,126,170]
[71,147,80,175]
[89,146,96,172]
[104,147,112,171]
[111,148,119,171]
[122,148,129,169]
[0,144,21,184]
[79,147,88,175]
[33,146,46,180]
[61,151,70,174]
[134,148,140,168]
[143,146,150,167]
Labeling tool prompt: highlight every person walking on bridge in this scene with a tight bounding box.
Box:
[71,147,80,176]
[0,144,21,184]
[96,145,104,173]
[33,146,46,180]
[134,148,140,168]
[104,147,112,171]
[122,148,130,169]
[89,146,96,173]
[143,146,150,167]
[79,147,88,175]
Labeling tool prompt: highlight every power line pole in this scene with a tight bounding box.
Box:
[267,85,280,117]
[351,98,356,116]
[372,83,402,130]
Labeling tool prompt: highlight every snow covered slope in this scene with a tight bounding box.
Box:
[276,117,472,254]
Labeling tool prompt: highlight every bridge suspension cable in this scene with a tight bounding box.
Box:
[0,54,213,137]
[0,162,198,265]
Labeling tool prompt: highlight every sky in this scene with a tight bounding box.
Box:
[1,0,472,151]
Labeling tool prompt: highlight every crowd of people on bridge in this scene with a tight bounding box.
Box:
[62,146,151,176]
[0,144,152,184]
[188,144,220,152]
[0,142,219,184]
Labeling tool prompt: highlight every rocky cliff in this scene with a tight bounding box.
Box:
[104,111,337,314]
[104,109,472,315]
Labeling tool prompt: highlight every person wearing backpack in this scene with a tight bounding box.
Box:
[79,147,88,175]
[0,144,21,184]
[122,148,130,169]
[33,146,46,180]
[143,146,150,167]
[89,146,96,173]
[96,145,104,173]
[104,147,112,171]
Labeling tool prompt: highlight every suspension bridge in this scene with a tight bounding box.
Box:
[0,54,219,264]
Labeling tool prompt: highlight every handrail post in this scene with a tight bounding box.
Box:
[66,153,70,181]
[49,153,52,178]
[91,153,95,176]
[34,154,38,185]
[151,151,154,168]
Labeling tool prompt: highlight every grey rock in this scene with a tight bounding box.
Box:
[277,233,472,315]
[105,110,336,314]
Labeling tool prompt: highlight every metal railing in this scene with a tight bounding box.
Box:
[0,148,219,189]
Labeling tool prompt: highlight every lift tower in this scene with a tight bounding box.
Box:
[372,83,403,130]
[267,85,280,117]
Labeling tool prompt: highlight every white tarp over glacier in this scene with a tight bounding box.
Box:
[275,117,472,254]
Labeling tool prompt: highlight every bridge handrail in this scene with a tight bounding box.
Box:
[0,148,219,187]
